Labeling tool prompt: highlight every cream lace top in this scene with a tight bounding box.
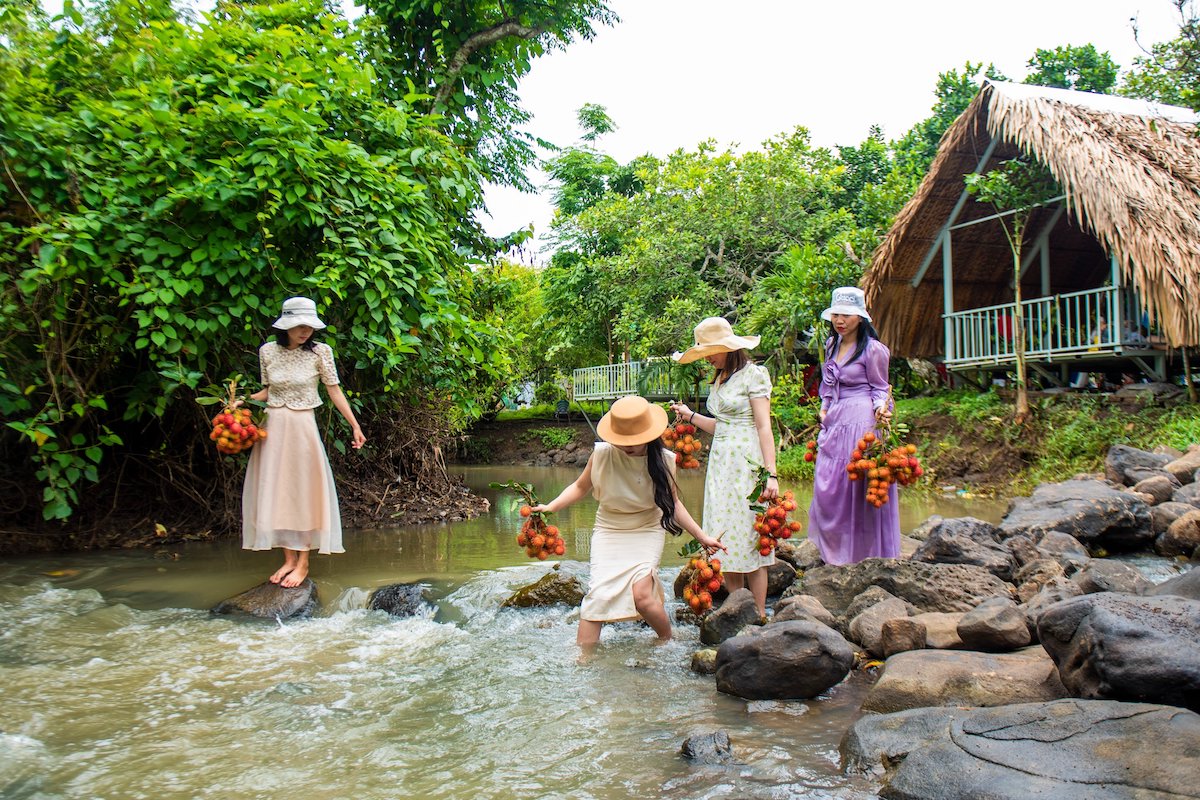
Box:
[259,342,339,410]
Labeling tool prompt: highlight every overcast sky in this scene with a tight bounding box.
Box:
[479,0,1185,249]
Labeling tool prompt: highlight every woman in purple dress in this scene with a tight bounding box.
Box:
[807,287,900,565]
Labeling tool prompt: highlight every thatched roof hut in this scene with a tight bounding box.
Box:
[863,80,1200,358]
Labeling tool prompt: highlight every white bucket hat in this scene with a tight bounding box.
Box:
[820,286,872,323]
[671,317,761,364]
[272,297,326,330]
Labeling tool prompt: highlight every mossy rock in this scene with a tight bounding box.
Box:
[502,568,585,608]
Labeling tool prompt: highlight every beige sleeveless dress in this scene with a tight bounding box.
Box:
[581,443,677,622]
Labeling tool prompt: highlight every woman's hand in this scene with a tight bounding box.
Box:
[874,406,893,426]
[350,425,366,449]
[759,475,779,502]
[668,401,692,420]
[818,408,827,425]
[695,532,727,555]
[530,503,552,514]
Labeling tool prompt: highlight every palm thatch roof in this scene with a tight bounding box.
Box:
[863,80,1200,356]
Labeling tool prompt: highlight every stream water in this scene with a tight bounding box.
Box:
[0,467,1009,800]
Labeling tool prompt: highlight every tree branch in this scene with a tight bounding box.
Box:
[433,19,544,106]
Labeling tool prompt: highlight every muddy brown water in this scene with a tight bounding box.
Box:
[0,467,1007,799]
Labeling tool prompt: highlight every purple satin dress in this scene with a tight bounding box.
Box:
[807,337,901,565]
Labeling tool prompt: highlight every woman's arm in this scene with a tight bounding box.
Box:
[750,395,778,500]
[325,384,366,449]
[864,340,893,426]
[668,401,717,436]
[249,388,268,402]
[671,489,726,554]
[532,456,595,514]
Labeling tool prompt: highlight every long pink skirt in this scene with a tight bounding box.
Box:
[242,407,344,554]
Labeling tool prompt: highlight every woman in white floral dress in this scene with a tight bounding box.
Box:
[242,297,365,588]
[671,317,778,617]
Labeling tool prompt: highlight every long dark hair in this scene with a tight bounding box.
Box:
[646,446,683,535]
[710,348,749,384]
[826,319,880,365]
[275,328,319,351]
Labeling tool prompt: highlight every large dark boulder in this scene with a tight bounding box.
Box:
[367,583,434,617]
[1031,530,1091,570]
[861,647,1065,713]
[998,480,1153,552]
[764,559,797,596]
[715,620,854,700]
[1148,568,1200,600]
[211,579,319,620]
[841,699,1200,799]
[1038,591,1200,711]
[700,588,761,646]
[1105,443,1173,486]
[910,517,1016,581]
[798,559,1014,616]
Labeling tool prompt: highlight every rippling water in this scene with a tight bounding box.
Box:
[0,467,1007,799]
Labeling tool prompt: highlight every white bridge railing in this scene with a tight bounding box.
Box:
[572,358,712,401]
[946,286,1146,368]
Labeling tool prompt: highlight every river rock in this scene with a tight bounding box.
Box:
[861,647,1066,713]
[841,699,1200,798]
[999,479,1153,552]
[910,517,1016,581]
[367,583,433,617]
[501,567,585,608]
[211,579,319,620]
[765,560,796,596]
[1174,481,1200,508]
[1157,510,1200,557]
[1132,474,1181,505]
[1164,445,1200,485]
[881,617,927,657]
[841,586,910,634]
[1069,559,1151,595]
[909,611,964,650]
[798,559,1014,616]
[700,588,761,646]
[957,597,1031,651]
[1004,533,1039,567]
[772,594,836,628]
[1020,577,1084,638]
[690,648,718,675]
[776,538,823,572]
[1033,530,1091,570]
[680,729,739,765]
[1105,443,1173,486]
[848,597,911,657]
[907,515,943,542]
[1014,558,1066,602]
[1152,501,1199,535]
[1038,591,1200,711]
[715,620,854,700]
[1148,568,1200,600]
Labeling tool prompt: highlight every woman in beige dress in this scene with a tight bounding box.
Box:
[242,297,366,588]
[532,396,724,653]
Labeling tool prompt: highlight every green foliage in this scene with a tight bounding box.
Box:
[0,0,514,519]
[1024,44,1119,93]
[775,445,815,482]
[521,426,575,449]
[534,381,566,405]
[1121,1,1200,111]
[360,0,617,190]
[495,401,607,421]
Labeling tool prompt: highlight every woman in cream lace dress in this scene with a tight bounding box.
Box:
[242,297,365,587]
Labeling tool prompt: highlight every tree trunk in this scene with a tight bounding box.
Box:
[1012,249,1030,424]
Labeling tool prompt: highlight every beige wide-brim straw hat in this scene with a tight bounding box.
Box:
[820,286,873,323]
[671,317,761,364]
[272,296,327,330]
[596,395,669,446]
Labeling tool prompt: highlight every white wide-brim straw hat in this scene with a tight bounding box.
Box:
[272,296,327,330]
[671,317,761,364]
[820,286,872,323]
[596,395,669,446]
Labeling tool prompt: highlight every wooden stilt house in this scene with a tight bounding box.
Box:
[863,80,1200,385]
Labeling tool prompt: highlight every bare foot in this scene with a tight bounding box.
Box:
[280,563,308,588]
[269,564,294,584]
